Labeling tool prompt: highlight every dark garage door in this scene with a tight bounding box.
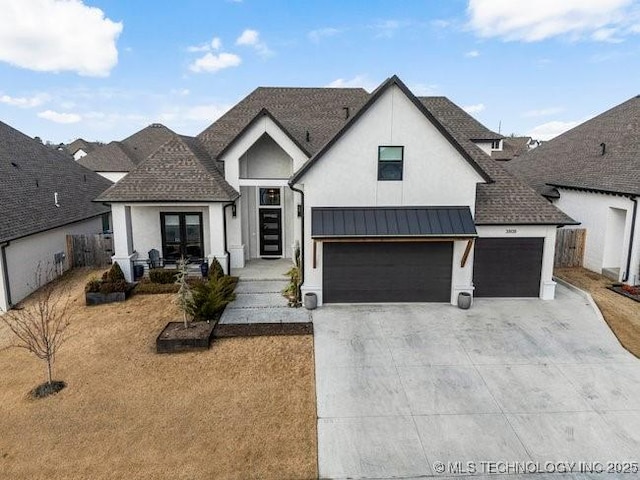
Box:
[473,238,543,297]
[323,242,453,303]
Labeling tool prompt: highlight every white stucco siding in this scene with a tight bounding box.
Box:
[0,249,8,312]
[1,217,103,310]
[300,85,485,210]
[97,172,126,183]
[73,149,88,161]
[475,225,558,299]
[554,189,639,283]
[239,134,293,179]
[221,116,309,190]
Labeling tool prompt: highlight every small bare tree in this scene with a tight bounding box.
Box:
[1,265,72,392]
[174,257,193,329]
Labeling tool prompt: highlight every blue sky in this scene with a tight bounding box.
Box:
[1,0,640,143]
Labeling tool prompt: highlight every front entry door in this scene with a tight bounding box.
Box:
[259,209,282,256]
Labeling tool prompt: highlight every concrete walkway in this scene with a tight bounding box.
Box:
[313,285,640,479]
[220,259,311,324]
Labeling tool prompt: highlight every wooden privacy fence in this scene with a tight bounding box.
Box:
[66,233,114,268]
[554,228,586,268]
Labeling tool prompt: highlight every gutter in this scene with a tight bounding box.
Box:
[222,201,237,275]
[1,241,12,308]
[622,196,638,283]
[287,182,305,290]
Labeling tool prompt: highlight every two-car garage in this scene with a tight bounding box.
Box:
[312,206,547,303]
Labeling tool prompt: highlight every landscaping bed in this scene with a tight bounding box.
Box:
[214,322,313,338]
[156,321,217,353]
[0,268,318,480]
[555,267,640,358]
[608,284,640,303]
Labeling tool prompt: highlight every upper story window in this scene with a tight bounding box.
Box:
[378,146,404,181]
[491,140,502,151]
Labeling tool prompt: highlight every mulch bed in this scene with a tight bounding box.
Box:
[156,321,216,353]
[214,322,313,338]
[607,285,640,303]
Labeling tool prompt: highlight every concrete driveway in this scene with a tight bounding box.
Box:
[313,285,640,479]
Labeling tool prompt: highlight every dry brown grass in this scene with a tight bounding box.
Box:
[555,267,640,358]
[0,268,318,480]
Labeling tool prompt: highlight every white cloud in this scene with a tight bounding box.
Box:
[0,0,122,76]
[527,120,580,140]
[467,0,640,42]
[187,37,222,52]
[325,75,377,91]
[38,110,82,124]
[158,103,233,134]
[308,27,341,43]
[235,29,273,58]
[465,50,480,57]
[371,19,402,38]
[463,103,485,114]
[522,107,565,117]
[0,93,49,108]
[189,52,241,73]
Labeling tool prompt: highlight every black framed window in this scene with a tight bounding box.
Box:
[160,212,204,262]
[259,188,281,206]
[378,146,404,181]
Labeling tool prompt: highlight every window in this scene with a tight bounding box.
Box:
[491,140,502,151]
[378,146,404,181]
[259,188,281,206]
[160,212,203,262]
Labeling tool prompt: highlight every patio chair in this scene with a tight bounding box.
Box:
[147,248,162,269]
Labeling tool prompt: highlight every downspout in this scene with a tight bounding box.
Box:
[288,183,305,289]
[222,201,237,275]
[1,242,12,308]
[622,196,638,282]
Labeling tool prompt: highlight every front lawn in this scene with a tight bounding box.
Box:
[0,268,317,480]
[555,267,640,358]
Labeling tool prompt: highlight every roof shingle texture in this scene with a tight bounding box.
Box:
[419,97,502,141]
[197,87,371,159]
[506,96,640,196]
[0,120,112,243]
[491,136,531,161]
[96,135,239,203]
[78,124,176,172]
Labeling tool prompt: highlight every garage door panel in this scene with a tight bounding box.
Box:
[323,242,452,303]
[473,238,543,297]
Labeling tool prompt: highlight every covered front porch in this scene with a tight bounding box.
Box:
[111,202,230,282]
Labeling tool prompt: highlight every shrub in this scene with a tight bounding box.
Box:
[209,258,225,280]
[149,269,178,284]
[85,277,101,293]
[190,275,237,321]
[99,279,128,294]
[102,262,125,282]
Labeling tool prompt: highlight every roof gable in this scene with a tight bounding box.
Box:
[95,135,238,203]
[506,95,640,196]
[290,75,493,184]
[0,120,112,243]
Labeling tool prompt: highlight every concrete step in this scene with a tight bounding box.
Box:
[228,292,290,309]
[219,306,311,324]
[235,280,288,294]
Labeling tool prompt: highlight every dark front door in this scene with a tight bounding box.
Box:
[473,237,544,297]
[323,242,453,303]
[259,209,282,256]
[160,212,204,263]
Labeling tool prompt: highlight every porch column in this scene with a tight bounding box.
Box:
[111,203,137,282]
[208,204,229,274]
[540,226,557,300]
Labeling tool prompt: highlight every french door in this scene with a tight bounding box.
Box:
[160,212,204,263]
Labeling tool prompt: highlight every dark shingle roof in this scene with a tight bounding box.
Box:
[78,124,176,173]
[197,87,371,159]
[96,135,238,203]
[0,120,112,243]
[66,138,98,156]
[419,97,502,141]
[506,96,640,196]
[491,136,531,161]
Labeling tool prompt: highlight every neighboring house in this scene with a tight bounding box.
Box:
[0,120,113,312]
[78,124,176,182]
[66,138,99,160]
[492,136,535,161]
[507,96,640,285]
[96,75,574,305]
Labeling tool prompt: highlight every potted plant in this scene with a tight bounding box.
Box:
[282,247,302,307]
